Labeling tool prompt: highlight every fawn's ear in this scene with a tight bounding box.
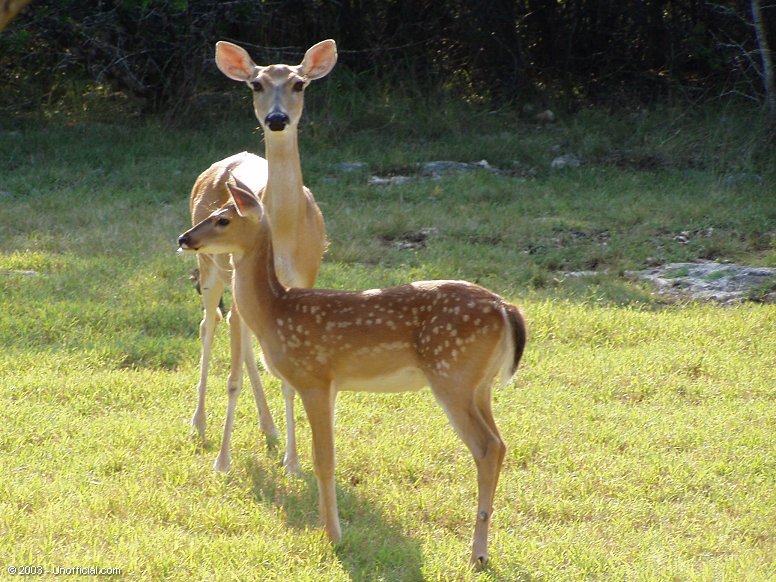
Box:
[215,41,257,82]
[226,179,263,223]
[300,39,337,80]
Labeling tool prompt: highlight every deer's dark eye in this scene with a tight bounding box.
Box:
[293,80,305,92]
[216,217,230,226]
[250,80,263,92]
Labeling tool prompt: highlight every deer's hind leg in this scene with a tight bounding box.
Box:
[431,379,505,568]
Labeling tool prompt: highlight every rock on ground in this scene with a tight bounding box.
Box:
[626,261,776,303]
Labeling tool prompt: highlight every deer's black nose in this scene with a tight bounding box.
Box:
[265,112,289,131]
[178,234,190,247]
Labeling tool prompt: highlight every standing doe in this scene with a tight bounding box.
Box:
[189,40,336,473]
[178,176,527,567]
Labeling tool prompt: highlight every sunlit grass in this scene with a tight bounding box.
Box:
[1,107,774,579]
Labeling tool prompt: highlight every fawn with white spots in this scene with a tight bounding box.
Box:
[189,40,336,473]
[178,176,527,568]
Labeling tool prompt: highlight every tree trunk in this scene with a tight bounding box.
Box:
[751,0,776,120]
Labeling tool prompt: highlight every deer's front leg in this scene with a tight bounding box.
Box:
[192,265,225,438]
[298,384,341,543]
[281,381,301,475]
[237,309,278,441]
[213,307,247,472]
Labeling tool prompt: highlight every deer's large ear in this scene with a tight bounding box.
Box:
[227,180,263,223]
[215,41,257,82]
[300,39,337,80]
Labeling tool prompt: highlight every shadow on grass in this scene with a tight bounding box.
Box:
[246,459,423,581]
[189,433,213,455]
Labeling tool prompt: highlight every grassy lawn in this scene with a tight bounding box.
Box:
[1,104,774,580]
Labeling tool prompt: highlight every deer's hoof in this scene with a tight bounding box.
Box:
[213,455,230,473]
[283,458,302,477]
[471,554,489,571]
[191,417,206,439]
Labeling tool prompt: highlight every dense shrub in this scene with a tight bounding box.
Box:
[1,0,773,116]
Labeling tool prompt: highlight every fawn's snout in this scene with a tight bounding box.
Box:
[178,233,195,250]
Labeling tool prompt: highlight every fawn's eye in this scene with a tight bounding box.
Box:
[250,80,263,92]
[216,217,230,226]
[293,80,305,92]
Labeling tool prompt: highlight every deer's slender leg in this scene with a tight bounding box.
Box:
[298,384,340,543]
[281,381,301,475]
[213,306,247,472]
[432,380,505,568]
[239,311,278,441]
[192,260,225,438]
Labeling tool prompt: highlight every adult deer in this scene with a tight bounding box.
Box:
[189,40,336,473]
[178,177,527,567]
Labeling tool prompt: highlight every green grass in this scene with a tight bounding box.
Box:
[1,102,775,580]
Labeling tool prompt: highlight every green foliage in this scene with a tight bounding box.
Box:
[0,105,774,578]
[2,1,774,115]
